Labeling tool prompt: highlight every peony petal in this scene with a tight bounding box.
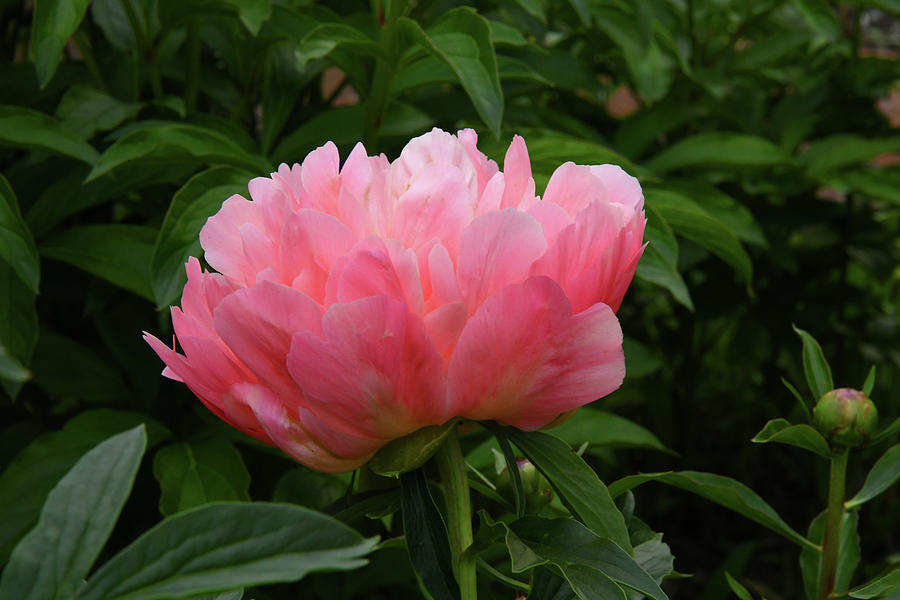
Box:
[530,200,644,313]
[542,162,608,217]
[392,128,478,202]
[448,276,625,429]
[231,382,373,473]
[457,209,548,314]
[279,208,356,302]
[329,236,425,314]
[299,141,341,214]
[213,280,322,405]
[199,194,269,285]
[287,295,448,441]
[457,128,499,196]
[500,135,537,210]
[589,164,644,212]
[391,163,473,258]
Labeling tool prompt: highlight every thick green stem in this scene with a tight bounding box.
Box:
[818,449,848,600]
[433,426,476,600]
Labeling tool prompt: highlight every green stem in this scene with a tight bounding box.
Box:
[818,449,848,600]
[362,0,403,152]
[433,426,476,600]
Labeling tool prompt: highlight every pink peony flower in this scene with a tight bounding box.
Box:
[145,129,646,472]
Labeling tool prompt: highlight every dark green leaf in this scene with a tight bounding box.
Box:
[399,470,458,600]
[799,510,859,599]
[77,503,378,600]
[489,516,666,600]
[633,535,675,585]
[296,23,379,70]
[151,167,252,308]
[31,0,92,87]
[0,261,37,399]
[492,425,525,518]
[0,427,146,600]
[153,438,251,516]
[0,410,170,564]
[830,168,900,206]
[623,337,663,379]
[0,173,39,293]
[848,568,900,599]
[862,366,876,397]
[505,429,631,552]
[845,444,900,509]
[873,417,900,445]
[792,0,841,40]
[751,419,831,458]
[489,20,529,46]
[272,468,346,510]
[0,105,99,164]
[636,204,693,310]
[645,189,753,282]
[783,378,812,421]
[31,329,131,404]
[799,135,900,176]
[550,409,673,454]
[40,224,156,301]
[645,132,790,173]
[158,0,270,35]
[369,420,458,478]
[608,471,815,550]
[725,572,754,600]
[55,85,141,139]
[793,325,834,401]
[0,342,30,385]
[86,123,270,182]
[659,181,767,247]
[402,7,503,137]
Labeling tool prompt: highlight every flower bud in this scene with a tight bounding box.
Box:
[497,458,553,513]
[812,388,878,447]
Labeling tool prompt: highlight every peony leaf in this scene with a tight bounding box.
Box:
[506,429,631,553]
[153,438,251,516]
[845,444,900,509]
[0,426,147,600]
[30,0,92,87]
[751,418,831,458]
[0,174,39,293]
[76,503,377,600]
[608,471,816,550]
[0,106,99,164]
[799,510,859,599]
[645,132,790,173]
[793,325,834,402]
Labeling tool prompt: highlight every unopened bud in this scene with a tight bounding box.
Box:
[497,458,553,513]
[813,388,878,448]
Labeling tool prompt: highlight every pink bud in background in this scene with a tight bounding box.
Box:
[145,128,646,472]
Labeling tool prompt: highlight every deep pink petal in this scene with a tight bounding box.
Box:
[447,277,624,429]
[287,295,448,441]
[279,209,356,302]
[213,281,322,405]
[328,237,425,314]
[199,194,268,285]
[457,209,548,313]
[230,382,374,473]
[299,142,341,214]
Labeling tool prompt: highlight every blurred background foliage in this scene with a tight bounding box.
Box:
[0,0,899,597]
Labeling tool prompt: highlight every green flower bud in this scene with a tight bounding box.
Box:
[497,458,553,513]
[813,388,878,448]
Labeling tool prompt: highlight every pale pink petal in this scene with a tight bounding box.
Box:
[426,243,462,309]
[457,209,548,313]
[269,163,305,209]
[179,257,239,334]
[213,281,322,405]
[287,295,448,440]
[199,194,268,285]
[457,128,499,195]
[423,301,468,360]
[299,142,341,214]
[589,164,644,212]
[447,276,624,429]
[392,128,478,202]
[500,135,537,210]
[474,172,504,217]
[542,162,608,217]
[391,163,473,258]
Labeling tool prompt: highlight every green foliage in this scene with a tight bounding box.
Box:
[2,0,899,597]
